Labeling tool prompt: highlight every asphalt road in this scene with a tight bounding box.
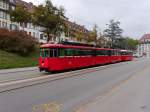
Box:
[77,58,150,112]
[0,58,149,112]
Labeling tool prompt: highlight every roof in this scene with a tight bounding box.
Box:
[15,0,35,12]
[140,34,150,41]
[9,0,16,5]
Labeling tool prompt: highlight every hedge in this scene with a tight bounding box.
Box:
[0,29,36,56]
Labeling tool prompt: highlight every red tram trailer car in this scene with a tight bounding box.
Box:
[38,42,133,72]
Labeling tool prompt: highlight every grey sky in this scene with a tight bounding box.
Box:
[24,0,150,39]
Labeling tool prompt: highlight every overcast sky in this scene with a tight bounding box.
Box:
[24,0,150,39]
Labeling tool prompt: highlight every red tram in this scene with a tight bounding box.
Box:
[38,42,133,72]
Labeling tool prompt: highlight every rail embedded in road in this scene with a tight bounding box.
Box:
[0,61,134,93]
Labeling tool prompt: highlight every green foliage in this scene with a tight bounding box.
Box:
[0,29,36,56]
[10,4,31,24]
[32,0,66,42]
[126,38,139,50]
[104,19,123,48]
[0,50,38,69]
[115,37,139,50]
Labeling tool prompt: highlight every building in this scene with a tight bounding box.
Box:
[0,0,47,43]
[0,0,89,44]
[0,0,18,30]
[137,34,150,58]
[97,36,111,48]
[15,0,47,43]
[65,21,89,42]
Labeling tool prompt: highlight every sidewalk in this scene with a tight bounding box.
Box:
[77,64,150,112]
[0,67,38,74]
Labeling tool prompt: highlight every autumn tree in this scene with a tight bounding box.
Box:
[32,0,66,42]
[10,4,31,29]
[75,31,84,42]
[87,24,98,45]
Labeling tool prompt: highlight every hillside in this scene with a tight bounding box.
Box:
[0,50,38,69]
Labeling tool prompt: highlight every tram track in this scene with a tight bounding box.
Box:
[0,61,127,84]
[0,60,136,93]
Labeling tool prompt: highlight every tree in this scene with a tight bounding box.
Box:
[32,0,66,42]
[75,31,84,42]
[87,31,96,44]
[115,38,128,49]
[126,38,139,50]
[87,24,98,45]
[114,37,139,50]
[0,29,36,56]
[104,19,123,48]
[10,4,31,29]
[93,24,98,45]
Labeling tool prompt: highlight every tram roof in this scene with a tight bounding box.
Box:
[40,44,122,51]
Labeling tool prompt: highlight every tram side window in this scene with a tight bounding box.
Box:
[115,51,120,56]
[121,52,132,56]
[113,51,121,56]
[85,50,92,56]
[62,48,93,56]
[65,49,74,56]
[45,49,49,57]
[130,52,133,55]
[76,49,84,56]
[75,49,92,56]
[49,49,58,57]
[121,52,126,55]
[96,50,108,56]
[40,48,44,57]
[111,50,116,56]
[118,51,121,55]
[59,48,65,56]
[40,48,49,57]
[40,48,58,57]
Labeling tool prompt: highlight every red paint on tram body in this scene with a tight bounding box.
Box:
[38,44,133,72]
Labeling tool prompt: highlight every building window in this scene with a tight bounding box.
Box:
[2,22,7,28]
[10,24,18,30]
[0,1,9,10]
[20,23,27,28]
[40,34,44,39]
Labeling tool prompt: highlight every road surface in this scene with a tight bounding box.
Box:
[77,58,150,112]
[0,67,41,83]
[0,58,149,112]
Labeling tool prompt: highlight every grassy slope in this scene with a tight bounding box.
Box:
[0,50,39,69]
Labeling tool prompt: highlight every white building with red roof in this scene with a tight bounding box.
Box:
[137,34,150,57]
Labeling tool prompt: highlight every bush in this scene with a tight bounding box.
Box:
[0,29,36,56]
